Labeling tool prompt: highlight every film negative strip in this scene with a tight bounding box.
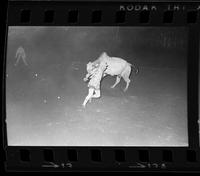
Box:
[2,0,200,172]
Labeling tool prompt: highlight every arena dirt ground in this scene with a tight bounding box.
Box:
[6,62,187,146]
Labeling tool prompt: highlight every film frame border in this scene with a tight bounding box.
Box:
[2,0,200,172]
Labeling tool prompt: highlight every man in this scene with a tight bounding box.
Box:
[15,46,28,66]
[82,61,108,107]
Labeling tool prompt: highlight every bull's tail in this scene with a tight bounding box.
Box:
[129,63,139,74]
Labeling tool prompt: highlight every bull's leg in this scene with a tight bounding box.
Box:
[123,77,130,92]
[122,66,131,92]
[111,76,121,88]
[82,88,95,107]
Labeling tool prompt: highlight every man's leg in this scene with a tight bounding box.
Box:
[82,88,94,107]
[22,55,28,66]
[14,55,21,66]
[92,89,101,98]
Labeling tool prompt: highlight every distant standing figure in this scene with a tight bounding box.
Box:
[15,46,28,66]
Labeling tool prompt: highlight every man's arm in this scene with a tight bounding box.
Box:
[83,73,92,82]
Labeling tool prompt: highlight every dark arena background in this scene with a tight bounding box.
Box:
[6,27,188,146]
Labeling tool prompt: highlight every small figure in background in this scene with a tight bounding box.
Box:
[15,46,28,66]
